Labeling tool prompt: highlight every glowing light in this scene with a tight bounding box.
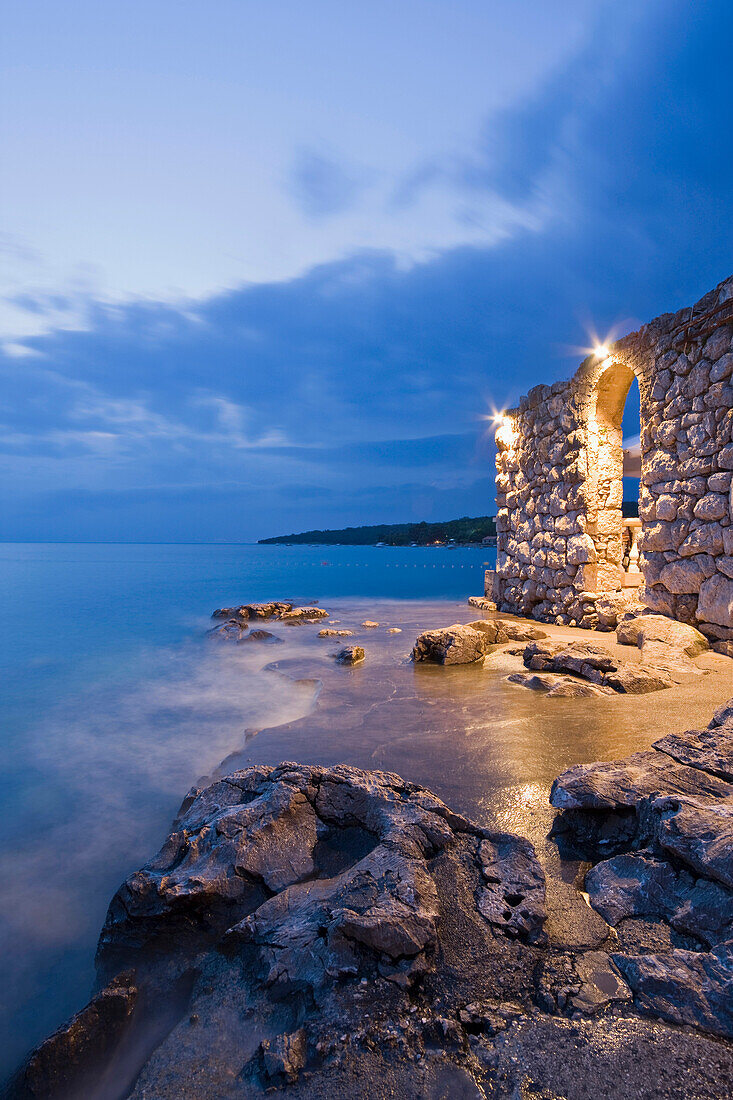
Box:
[495,414,518,447]
[594,344,610,358]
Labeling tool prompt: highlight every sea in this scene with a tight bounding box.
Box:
[0,541,494,1078]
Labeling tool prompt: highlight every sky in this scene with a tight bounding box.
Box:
[1,0,732,542]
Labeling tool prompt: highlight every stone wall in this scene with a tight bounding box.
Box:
[494,274,733,643]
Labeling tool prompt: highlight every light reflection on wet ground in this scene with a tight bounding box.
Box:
[231,596,732,854]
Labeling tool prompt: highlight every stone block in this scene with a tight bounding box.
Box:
[678,523,725,558]
[694,493,729,521]
[658,556,715,594]
[697,574,733,629]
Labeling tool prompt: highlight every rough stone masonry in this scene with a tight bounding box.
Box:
[493,274,733,646]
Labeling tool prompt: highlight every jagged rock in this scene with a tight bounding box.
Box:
[99,767,321,951]
[546,679,615,698]
[550,749,732,812]
[279,606,329,621]
[712,699,733,728]
[361,620,379,628]
[468,619,547,643]
[208,618,247,641]
[248,602,294,619]
[523,640,617,683]
[654,724,733,781]
[318,628,354,637]
[412,624,488,665]
[212,602,293,621]
[476,835,547,942]
[100,763,545,982]
[616,614,709,659]
[649,795,733,889]
[584,851,733,946]
[259,1028,307,1084]
[614,943,733,1039]
[507,671,557,692]
[334,645,365,665]
[44,763,552,1097]
[12,971,138,1099]
[551,695,733,1039]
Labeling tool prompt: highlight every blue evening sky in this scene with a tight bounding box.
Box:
[1,0,731,541]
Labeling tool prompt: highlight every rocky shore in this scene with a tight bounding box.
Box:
[6,600,733,1099]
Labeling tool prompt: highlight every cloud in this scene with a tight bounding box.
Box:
[2,0,732,542]
[287,147,372,218]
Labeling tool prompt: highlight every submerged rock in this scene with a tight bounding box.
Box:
[361,620,379,628]
[334,645,365,665]
[208,618,248,641]
[212,602,293,621]
[412,624,488,665]
[238,629,283,645]
[280,606,329,621]
[318,628,354,637]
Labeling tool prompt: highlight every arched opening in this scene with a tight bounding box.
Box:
[585,359,641,592]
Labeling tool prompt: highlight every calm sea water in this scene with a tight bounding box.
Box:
[0,541,493,1077]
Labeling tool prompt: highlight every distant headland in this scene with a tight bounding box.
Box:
[258,515,497,546]
[259,502,640,547]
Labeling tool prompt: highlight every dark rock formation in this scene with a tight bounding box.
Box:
[9,763,556,1097]
[9,972,137,1100]
[551,696,733,1038]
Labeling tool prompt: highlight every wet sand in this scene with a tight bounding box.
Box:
[216,595,732,956]
[219,595,732,843]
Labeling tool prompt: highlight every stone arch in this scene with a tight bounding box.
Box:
[584,357,637,592]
